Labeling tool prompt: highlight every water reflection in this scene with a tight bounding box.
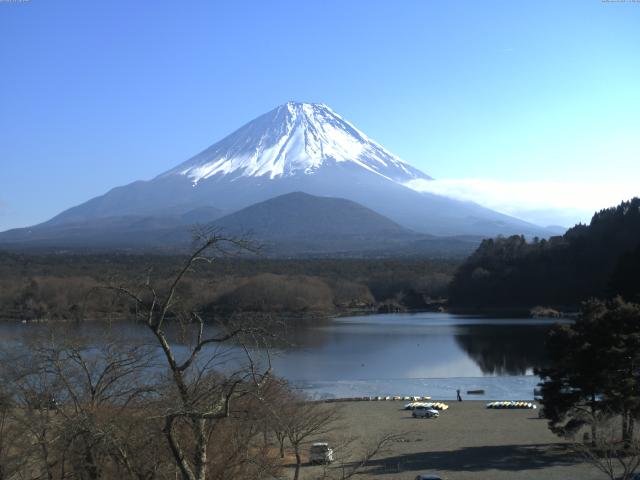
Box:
[453,325,549,375]
[0,313,560,382]
[264,313,559,380]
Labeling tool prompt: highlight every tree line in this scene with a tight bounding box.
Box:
[449,198,640,310]
[0,253,456,321]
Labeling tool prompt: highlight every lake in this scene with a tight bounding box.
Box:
[271,312,562,400]
[0,312,564,400]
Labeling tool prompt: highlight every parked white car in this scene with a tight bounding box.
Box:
[309,442,334,464]
[412,406,439,418]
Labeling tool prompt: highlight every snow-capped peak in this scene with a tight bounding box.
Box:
[163,101,431,185]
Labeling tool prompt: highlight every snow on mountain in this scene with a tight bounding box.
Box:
[163,102,431,184]
[1,101,552,244]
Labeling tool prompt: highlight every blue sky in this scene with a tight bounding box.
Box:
[1,0,639,230]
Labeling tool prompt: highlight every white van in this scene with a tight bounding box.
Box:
[309,442,334,464]
[412,406,439,418]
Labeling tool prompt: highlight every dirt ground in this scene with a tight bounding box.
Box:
[291,400,605,480]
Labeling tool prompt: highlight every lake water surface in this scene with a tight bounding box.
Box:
[0,312,564,400]
[271,312,562,400]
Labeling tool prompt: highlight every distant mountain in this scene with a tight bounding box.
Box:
[213,192,410,238]
[0,207,223,250]
[0,101,550,252]
[0,192,481,257]
[203,192,481,256]
[146,192,482,257]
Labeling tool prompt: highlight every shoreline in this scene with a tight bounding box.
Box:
[293,375,541,402]
[2,304,577,324]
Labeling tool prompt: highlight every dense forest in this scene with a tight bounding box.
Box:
[449,198,640,310]
[0,252,456,321]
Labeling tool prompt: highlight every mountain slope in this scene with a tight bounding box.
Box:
[165,102,430,184]
[199,192,481,257]
[1,101,550,249]
[0,207,224,249]
[212,192,411,238]
[0,192,482,257]
[206,192,420,255]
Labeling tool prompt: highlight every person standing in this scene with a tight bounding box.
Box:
[456,389,462,402]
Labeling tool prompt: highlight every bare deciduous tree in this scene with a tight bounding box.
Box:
[571,414,640,480]
[0,231,301,480]
[4,331,161,480]
[4,345,63,480]
[111,231,273,480]
[280,398,339,480]
[0,387,27,480]
[316,432,401,480]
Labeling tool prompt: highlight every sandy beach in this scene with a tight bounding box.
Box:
[293,400,603,480]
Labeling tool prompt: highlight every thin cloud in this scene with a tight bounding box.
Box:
[405,178,639,227]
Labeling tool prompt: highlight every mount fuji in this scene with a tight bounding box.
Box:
[0,102,551,253]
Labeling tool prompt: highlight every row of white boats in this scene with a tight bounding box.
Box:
[322,397,538,410]
[323,395,432,403]
[486,401,537,409]
[404,402,450,411]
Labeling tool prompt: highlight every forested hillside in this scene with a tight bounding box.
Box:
[449,198,640,309]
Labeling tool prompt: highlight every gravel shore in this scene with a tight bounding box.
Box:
[295,400,602,480]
